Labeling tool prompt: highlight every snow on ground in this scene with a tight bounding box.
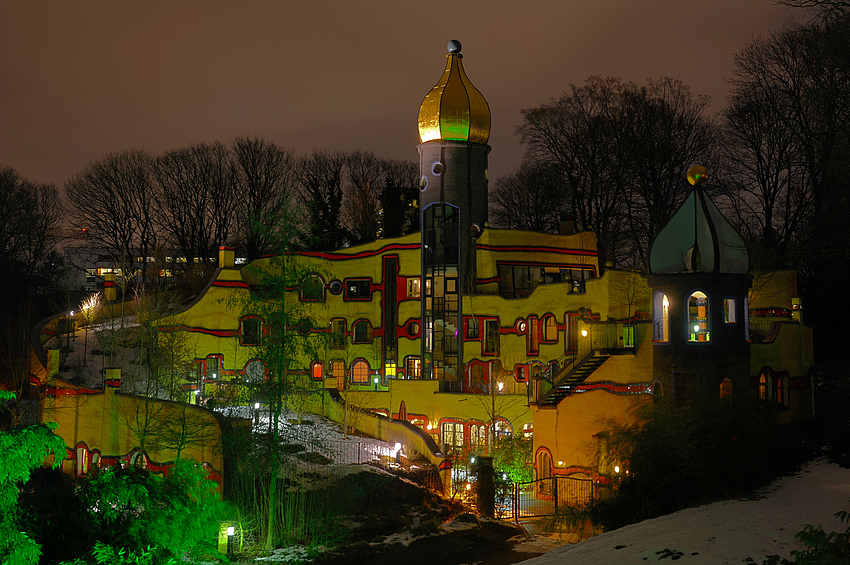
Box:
[516,459,850,564]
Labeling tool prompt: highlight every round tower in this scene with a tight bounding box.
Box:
[417,40,491,385]
[647,166,753,402]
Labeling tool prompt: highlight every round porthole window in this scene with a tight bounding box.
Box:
[431,161,443,176]
[329,281,343,294]
[518,321,528,333]
[420,176,428,191]
[409,321,420,336]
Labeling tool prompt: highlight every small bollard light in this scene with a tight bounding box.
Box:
[226,526,235,558]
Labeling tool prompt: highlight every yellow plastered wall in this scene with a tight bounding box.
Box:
[40,370,224,493]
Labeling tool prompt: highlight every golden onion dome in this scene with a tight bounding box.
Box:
[418,40,491,145]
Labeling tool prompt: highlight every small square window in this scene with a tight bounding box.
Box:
[407,278,421,298]
[345,279,371,300]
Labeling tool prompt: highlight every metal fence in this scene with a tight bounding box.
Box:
[498,475,596,520]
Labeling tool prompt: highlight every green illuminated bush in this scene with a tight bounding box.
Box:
[0,391,67,565]
[80,458,227,558]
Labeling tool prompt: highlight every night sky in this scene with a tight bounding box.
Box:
[0,1,804,189]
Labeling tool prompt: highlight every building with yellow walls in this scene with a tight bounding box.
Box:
[37,367,223,492]
[29,40,814,496]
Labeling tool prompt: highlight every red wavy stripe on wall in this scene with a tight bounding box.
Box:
[157,326,238,338]
[43,387,101,396]
[296,243,420,261]
[212,281,250,289]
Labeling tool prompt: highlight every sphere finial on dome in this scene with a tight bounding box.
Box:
[687,165,708,186]
[447,39,462,54]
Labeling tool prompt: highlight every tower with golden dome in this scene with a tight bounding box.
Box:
[417,40,491,384]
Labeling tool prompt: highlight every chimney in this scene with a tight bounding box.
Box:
[219,246,236,269]
[104,367,121,392]
[559,214,576,235]
[104,272,116,302]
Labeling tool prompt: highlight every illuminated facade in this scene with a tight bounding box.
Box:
[31,42,814,493]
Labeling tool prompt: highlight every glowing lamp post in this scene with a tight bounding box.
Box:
[226,526,235,558]
[79,293,101,367]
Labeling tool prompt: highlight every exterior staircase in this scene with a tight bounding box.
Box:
[535,351,610,407]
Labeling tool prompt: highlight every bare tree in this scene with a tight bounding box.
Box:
[517,76,715,269]
[232,136,298,260]
[723,18,850,309]
[153,142,237,270]
[489,160,565,233]
[295,149,348,250]
[343,150,383,244]
[518,76,631,268]
[379,158,419,238]
[65,150,155,286]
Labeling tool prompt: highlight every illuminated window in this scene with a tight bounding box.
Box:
[406,357,421,379]
[330,319,346,349]
[441,421,464,449]
[493,419,512,439]
[352,360,370,384]
[332,360,345,390]
[687,291,710,342]
[724,298,737,324]
[205,356,221,381]
[353,320,372,344]
[240,317,262,346]
[75,444,88,476]
[344,279,371,300]
[385,359,397,378]
[653,292,670,342]
[407,278,421,298]
[409,416,427,429]
[311,362,323,381]
[543,315,558,342]
[469,423,486,452]
[522,423,533,437]
[720,377,733,399]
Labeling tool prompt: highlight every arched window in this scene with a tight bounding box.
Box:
[351,360,370,384]
[537,450,552,482]
[311,362,323,381]
[75,444,88,476]
[720,377,733,399]
[542,315,558,342]
[687,291,710,342]
[653,292,670,342]
[758,373,770,400]
[300,275,325,301]
[353,320,372,344]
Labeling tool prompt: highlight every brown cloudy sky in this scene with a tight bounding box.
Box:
[0,1,805,189]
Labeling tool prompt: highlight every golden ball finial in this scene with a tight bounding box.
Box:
[687,166,707,186]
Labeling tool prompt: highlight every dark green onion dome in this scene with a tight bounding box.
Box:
[418,40,491,145]
[649,166,749,274]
